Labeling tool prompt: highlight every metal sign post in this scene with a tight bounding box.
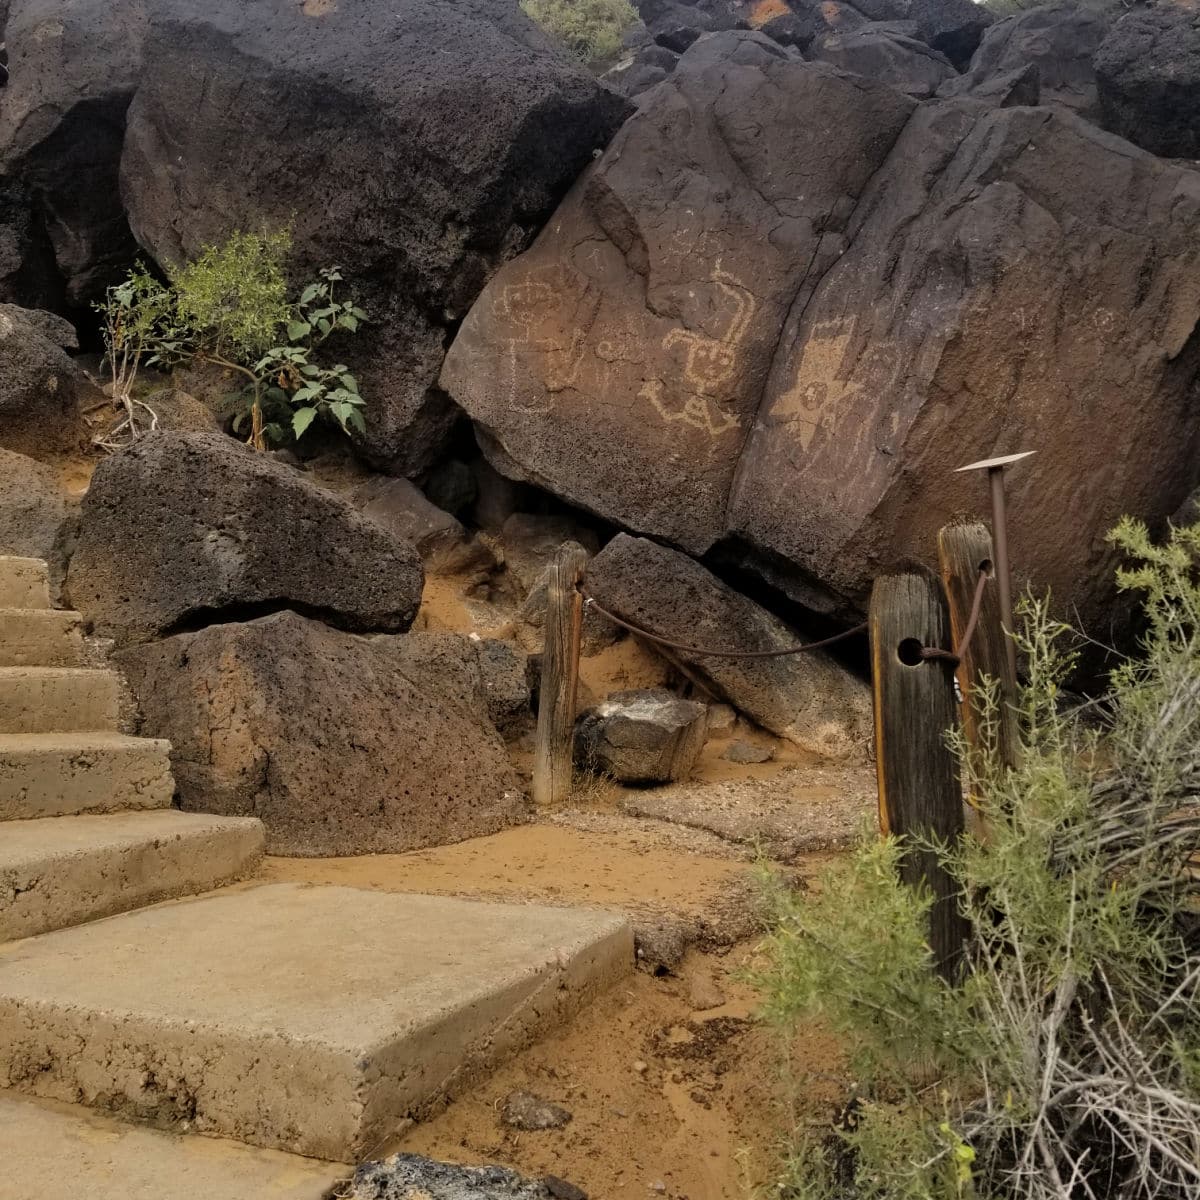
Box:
[954,451,1036,686]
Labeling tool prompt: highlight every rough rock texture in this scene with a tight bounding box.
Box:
[351,1154,560,1200]
[850,0,993,66]
[1095,5,1200,160]
[0,305,96,459]
[0,178,64,312]
[352,476,489,576]
[575,688,708,783]
[0,449,71,588]
[119,0,631,474]
[811,23,957,97]
[474,637,534,740]
[939,2,1111,117]
[0,0,148,304]
[442,34,915,554]
[586,536,870,758]
[729,100,1200,634]
[67,432,424,646]
[500,1090,573,1132]
[116,612,529,856]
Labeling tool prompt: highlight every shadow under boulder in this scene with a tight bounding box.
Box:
[66,431,424,646]
[116,611,529,857]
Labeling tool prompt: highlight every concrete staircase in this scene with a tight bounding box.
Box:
[0,555,632,1198]
[0,556,264,941]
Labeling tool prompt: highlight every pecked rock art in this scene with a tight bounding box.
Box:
[441,32,915,553]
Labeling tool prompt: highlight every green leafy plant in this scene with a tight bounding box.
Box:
[521,0,638,66]
[103,230,368,451]
[756,519,1200,1200]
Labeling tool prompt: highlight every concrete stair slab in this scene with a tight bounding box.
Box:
[0,608,85,667]
[0,732,174,820]
[0,1093,347,1200]
[0,882,632,1161]
[0,667,119,733]
[0,558,50,610]
[0,810,265,940]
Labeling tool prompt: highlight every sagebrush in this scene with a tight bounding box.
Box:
[521,0,638,65]
[757,518,1200,1200]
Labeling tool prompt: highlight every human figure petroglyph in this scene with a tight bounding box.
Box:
[771,323,855,452]
[639,378,740,437]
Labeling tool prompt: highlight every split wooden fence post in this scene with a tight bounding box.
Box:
[870,567,967,981]
[938,522,1019,772]
[532,542,588,807]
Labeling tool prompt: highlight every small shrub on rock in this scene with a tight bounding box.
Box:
[99,230,369,451]
[521,0,638,66]
[756,519,1200,1200]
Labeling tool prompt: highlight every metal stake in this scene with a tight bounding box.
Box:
[955,451,1036,687]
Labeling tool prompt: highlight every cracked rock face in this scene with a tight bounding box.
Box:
[115,611,528,856]
[441,33,916,554]
[117,0,631,474]
[575,687,708,784]
[67,431,424,646]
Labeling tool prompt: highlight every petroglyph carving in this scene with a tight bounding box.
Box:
[772,322,856,452]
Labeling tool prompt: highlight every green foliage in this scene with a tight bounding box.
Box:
[756,521,1200,1200]
[521,0,638,66]
[104,232,369,450]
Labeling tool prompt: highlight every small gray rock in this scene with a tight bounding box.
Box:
[501,1090,573,1131]
[575,688,707,785]
[688,971,727,1012]
[350,1153,556,1199]
[723,740,773,765]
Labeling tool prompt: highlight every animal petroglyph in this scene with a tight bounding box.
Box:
[771,323,856,452]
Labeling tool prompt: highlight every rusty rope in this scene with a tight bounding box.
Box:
[580,564,991,666]
[920,565,992,667]
[580,588,867,659]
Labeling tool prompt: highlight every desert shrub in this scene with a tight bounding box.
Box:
[521,0,638,66]
[100,230,368,451]
[757,519,1200,1200]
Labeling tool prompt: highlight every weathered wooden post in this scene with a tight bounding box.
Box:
[870,566,967,981]
[532,542,588,807]
[938,522,1019,771]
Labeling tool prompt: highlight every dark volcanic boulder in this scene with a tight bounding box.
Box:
[849,0,993,67]
[116,612,528,856]
[811,24,957,97]
[442,33,915,555]
[0,0,148,304]
[119,0,632,475]
[1095,5,1200,160]
[586,535,871,758]
[761,0,868,51]
[939,2,1111,118]
[0,304,98,458]
[729,100,1200,634]
[67,431,424,645]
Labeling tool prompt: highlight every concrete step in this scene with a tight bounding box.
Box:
[0,732,174,820]
[0,608,85,667]
[0,1094,347,1200]
[0,810,265,941]
[0,667,120,734]
[0,882,632,1161]
[0,557,50,610]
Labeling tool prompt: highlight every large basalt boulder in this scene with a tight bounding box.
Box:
[116,612,528,856]
[811,23,957,97]
[1095,5,1200,160]
[0,304,98,458]
[442,33,915,554]
[729,100,1200,634]
[67,431,424,645]
[849,0,993,67]
[585,535,871,759]
[119,0,631,476]
[0,0,148,304]
[939,2,1111,117]
[0,448,73,594]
